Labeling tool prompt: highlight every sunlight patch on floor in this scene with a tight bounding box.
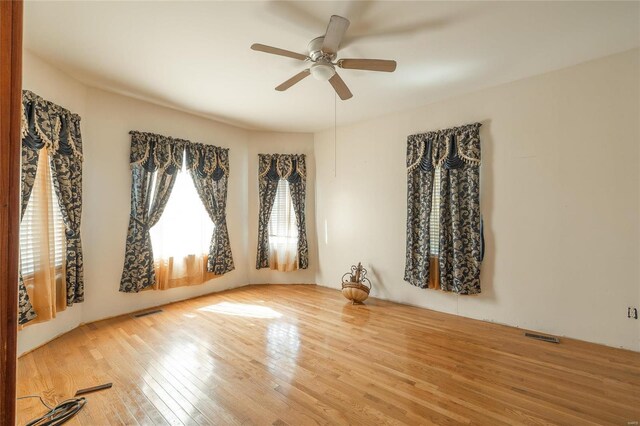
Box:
[199,302,282,319]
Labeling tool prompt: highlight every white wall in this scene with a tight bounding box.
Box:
[80,87,251,325]
[314,49,640,351]
[247,132,317,285]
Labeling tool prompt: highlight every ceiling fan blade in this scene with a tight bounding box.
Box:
[275,69,311,91]
[328,73,353,100]
[251,43,308,61]
[322,15,350,55]
[338,59,397,72]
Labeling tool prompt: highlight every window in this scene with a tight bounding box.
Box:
[429,166,441,256]
[150,154,215,289]
[268,179,298,271]
[19,154,66,278]
[19,152,68,325]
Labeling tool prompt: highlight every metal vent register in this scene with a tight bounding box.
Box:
[525,332,560,344]
[134,309,163,318]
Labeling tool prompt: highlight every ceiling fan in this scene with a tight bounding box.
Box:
[251,15,397,100]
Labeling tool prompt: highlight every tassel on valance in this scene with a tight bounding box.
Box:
[129,130,229,180]
[407,122,481,172]
[21,90,83,158]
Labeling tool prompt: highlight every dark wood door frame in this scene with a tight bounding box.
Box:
[0,1,23,424]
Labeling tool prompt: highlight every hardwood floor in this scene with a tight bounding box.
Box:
[17,284,640,425]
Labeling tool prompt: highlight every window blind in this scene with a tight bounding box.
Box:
[269,179,298,242]
[429,167,441,256]
[19,161,66,276]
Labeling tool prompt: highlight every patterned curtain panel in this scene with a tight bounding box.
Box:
[404,132,439,289]
[19,90,85,324]
[256,155,280,269]
[404,122,483,294]
[186,143,234,275]
[120,132,184,293]
[256,154,308,269]
[120,131,234,292]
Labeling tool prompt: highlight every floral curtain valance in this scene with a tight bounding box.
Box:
[186,141,229,181]
[129,130,230,179]
[129,131,184,174]
[256,154,308,269]
[19,90,85,325]
[406,122,481,172]
[120,131,233,293]
[258,154,306,183]
[21,90,83,158]
[405,122,483,295]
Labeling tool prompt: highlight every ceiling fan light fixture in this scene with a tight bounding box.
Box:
[310,62,336,81]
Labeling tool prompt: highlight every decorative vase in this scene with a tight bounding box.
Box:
[341,262,372,304]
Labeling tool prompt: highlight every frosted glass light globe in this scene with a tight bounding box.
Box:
[310,63,336,81]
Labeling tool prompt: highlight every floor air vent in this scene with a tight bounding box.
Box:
[134,309,163,318]
[525,332,560,344]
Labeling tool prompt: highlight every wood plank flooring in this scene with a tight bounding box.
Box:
[17,284,640,425]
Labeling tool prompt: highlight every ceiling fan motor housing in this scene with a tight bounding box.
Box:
[307,36,336,62]
[308,36,337,81]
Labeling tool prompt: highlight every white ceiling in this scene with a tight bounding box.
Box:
[24,1,640,133]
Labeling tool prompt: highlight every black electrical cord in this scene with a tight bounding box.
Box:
[18,395,86,426]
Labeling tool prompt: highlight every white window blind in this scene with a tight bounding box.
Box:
[19,160,66,277]
[269,179,298,243]
[429,167,441,256]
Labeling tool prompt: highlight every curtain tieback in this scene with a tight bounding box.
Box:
[65,229,79,238]
[131,216,150,231]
